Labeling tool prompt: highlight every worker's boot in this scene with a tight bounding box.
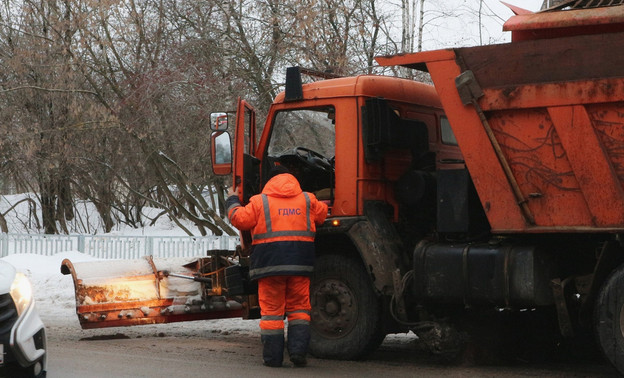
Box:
[287,324,310,367]
[261,334,284,367]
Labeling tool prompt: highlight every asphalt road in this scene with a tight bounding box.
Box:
[44,321,619,378]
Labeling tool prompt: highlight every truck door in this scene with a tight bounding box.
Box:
[233,98,260,204]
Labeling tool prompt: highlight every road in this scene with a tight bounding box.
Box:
[19,252,618,377]
[44,319,618,378]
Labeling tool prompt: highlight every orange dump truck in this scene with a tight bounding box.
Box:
[61,2,624,373]
[377,1,624,371]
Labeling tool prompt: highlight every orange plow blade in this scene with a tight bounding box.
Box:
[60,253,256,329]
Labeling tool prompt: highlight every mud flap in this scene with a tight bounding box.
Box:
[61,254,252,329]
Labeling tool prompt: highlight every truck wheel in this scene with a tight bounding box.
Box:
[595,265,624,375]
[309,254,384,359]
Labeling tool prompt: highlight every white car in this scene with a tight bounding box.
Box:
[0,260,46,377]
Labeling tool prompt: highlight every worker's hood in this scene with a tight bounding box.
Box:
[262,173,302,198]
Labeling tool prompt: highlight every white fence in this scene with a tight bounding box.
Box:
[0,233,240,259]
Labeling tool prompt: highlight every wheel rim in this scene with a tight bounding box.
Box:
[311,278,358,339]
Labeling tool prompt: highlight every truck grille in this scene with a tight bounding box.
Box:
[0,293,18,335]
[546,0,624,10]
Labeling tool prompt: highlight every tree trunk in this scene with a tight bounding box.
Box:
[40,179,58,234]
[58,178,74,221]
[0,213,8,233]
[417,0,425,53]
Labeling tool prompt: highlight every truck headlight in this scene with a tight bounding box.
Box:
[10,273,33,316]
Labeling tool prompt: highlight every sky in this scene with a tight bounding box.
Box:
[493,0,545,12]
[414,0,547,50]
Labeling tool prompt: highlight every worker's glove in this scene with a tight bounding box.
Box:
[227,186,239,197]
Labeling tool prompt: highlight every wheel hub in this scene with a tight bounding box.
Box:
[311,278,357,339]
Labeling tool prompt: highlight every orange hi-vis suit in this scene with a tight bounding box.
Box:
[226,171,328,367]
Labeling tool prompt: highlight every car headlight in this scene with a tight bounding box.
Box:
[10,272,33,316]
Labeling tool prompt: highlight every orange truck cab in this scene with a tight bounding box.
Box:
[228,71,463,221]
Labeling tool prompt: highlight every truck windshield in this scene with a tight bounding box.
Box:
[266,107,335,194]
[268,108,336,158]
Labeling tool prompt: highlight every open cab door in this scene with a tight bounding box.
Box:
[210,97,259,251]
[233,98,259,205]
[230,98,259,253]
[210,98,259,207]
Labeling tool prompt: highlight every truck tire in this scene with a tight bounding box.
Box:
[309,254,384,359]
[595,264,624,375]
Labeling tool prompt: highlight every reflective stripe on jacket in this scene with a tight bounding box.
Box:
[226,173,328,280]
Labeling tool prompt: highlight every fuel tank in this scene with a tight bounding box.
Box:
[412,240,554,308]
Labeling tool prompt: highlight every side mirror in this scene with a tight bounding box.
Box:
[210,112,228,131]
[211,131,232,175]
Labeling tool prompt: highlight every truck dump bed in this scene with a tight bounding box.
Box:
[377,4,624,233]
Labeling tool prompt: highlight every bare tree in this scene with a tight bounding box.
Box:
[0,0,88,233]
[0,0,512,236]
[73,0,239,235]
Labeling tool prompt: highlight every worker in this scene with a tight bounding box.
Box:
[226,165,328,367]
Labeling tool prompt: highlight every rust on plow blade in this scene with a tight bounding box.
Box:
[61,255,246,329]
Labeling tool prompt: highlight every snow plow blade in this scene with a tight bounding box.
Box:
[60,252,257,329]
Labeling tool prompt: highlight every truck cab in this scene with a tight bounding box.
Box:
[215,68,464,244]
